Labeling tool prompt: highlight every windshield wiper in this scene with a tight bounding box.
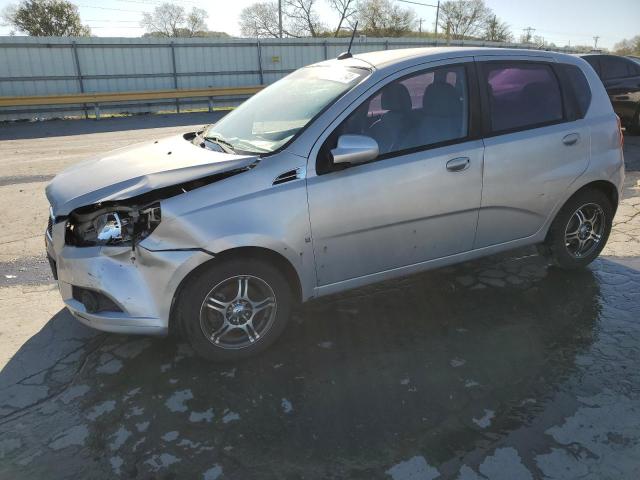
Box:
[203,135,236,154]
[232,139,271,153]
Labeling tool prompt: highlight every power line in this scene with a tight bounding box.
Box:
[77,5,146,13]
[114,0,202,6]
[514,26,614,41]
[394,0,440,36]
[85,19,141,23]
[395,0,438,7]
[87,26,143,29]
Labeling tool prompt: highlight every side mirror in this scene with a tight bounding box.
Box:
[331,134,379,165]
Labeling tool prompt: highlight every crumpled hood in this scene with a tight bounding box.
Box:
[46,134,257,216]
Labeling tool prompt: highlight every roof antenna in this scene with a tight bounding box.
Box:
[337,21,358,60]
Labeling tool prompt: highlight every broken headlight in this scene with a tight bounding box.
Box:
[66,203,161,247]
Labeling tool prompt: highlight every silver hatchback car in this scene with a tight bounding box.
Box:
[45,47,624,360]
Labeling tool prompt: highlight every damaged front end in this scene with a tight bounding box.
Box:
[65,203,161,247]
[44,137,261,334]
[61,163,254,249]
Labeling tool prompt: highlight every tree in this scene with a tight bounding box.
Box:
[567,44,596,54]
[438,0,490,40]
[144,30,230,38]
[140,3,209,38]
[185,7,208,36]
[355,0,415,37]
[613,36,640,56]
[483,15,511,43]
[2,0,90,36]
[284,0,323,37]
[328,0,356,37]
[531,35,546,48]
[239,2,284,38]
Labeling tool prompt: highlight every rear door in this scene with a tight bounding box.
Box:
[474,57,591,248]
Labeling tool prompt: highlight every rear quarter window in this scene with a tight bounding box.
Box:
[559,64,592,120]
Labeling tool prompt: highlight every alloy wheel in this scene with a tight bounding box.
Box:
[564,203,605,259]
[199,275,277,350]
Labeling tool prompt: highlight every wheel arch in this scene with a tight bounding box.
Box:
[572,180,619,214]
[169,246,303,334]
[544,179,618,244]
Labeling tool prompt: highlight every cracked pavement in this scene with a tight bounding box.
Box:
[1,117,640,479]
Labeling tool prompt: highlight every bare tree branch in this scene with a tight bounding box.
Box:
[284,0,323,37]
[185,7,208,37]
[438,0,490,40]
[355,0,415,37]
[483,14,512,42]
[141,3,185,37]
[328,0,357,37]
[239,2,282,38]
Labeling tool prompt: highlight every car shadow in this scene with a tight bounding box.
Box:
[0,111,228,141]
[1,250,639,478]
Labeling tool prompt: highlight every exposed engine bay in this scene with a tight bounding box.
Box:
[63,148,256,247]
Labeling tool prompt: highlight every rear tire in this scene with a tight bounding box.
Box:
[626,110,640,135]
[176,257,293,362]
[539,189,613,269]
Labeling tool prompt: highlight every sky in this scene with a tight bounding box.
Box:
[0,0,638,50]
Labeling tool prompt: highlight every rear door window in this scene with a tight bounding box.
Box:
[481,62,563,133]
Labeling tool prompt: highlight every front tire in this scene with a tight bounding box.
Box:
[177,257,293,361]
[540,189,613,269]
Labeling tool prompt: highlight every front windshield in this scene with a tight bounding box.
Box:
[204,65,369,154]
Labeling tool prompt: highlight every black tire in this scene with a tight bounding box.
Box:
[626,109,640,135]
[176,257,293,362]
[540,188,613,269]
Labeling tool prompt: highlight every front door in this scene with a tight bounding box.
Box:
[306,62,484,287]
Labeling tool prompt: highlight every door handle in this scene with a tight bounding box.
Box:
[562,133,580,146]
[446,157,470,172]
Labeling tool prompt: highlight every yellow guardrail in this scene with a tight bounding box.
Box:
[0,86,263,108]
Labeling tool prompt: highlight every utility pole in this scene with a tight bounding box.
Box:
[593,36,599,49]
[522,26,535,44]
[278,0,283,38]
[395,0,439,38]
[418,18,424,34]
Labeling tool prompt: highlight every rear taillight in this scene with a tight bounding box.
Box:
[616,115,624,148]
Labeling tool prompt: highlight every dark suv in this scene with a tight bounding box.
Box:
[581,54,640,133]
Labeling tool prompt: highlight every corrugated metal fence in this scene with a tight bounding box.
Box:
[0,36,573,121]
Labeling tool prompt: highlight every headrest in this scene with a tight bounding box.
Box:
[381,83,412,112]
[422,82,461,116]
[521,82,551,101]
